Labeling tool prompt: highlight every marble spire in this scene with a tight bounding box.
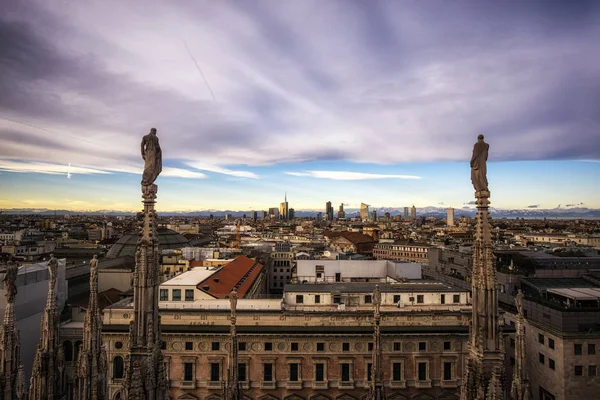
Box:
[124,130,168,400]
[510,290,531,400]
[225,289,241,400]
[75,254,108,400]
[0,261,26,400]
[367,285,386,400]
[30,254,66,400]
[461,136,505,400]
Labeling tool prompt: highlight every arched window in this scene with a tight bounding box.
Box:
[113,356,124,379]
[63,341,73,362]
[74,340,83,361]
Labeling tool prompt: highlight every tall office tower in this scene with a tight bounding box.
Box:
[360,203,370,220]
[280,192,289,220]
[371,210,377,221]
[261,211,268,220]
[404,207,409,219]
[338,203,346,219]
[325,201,333,221]
[316,212,323,221]
[288,208,295,219]
[268,208,278,219]
[251,210,258,222]
[411,205,416,220]
[447,207,455,227]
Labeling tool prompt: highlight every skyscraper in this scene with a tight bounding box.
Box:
[280,192,289,220]
[403,207,409,219]
[268,208,278,219]
[360,203,370,220]
[325,201,333,221]
[251,210,258,222]
[371,210,377,221]
[338,203,346,219]
[288,208,295,219]
[447,207,455,227]
[411,205,416,220]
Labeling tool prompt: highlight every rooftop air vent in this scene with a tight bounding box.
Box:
[203,285,210,291]
[213,278,220,283]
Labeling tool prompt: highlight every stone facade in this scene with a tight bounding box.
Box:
[103,301,470,400]
[373,242,431,265]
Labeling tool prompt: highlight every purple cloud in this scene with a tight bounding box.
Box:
[1,0,600,175]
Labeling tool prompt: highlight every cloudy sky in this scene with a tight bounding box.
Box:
[1,0,599,212]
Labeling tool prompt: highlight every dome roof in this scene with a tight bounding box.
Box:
[106,227,191,259]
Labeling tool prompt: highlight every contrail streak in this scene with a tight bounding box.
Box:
[183,41,218,103]
[0,116,100,146]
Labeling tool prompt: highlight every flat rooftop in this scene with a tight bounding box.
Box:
[160,298,282,311]
[161,267,219,286]
[547,287,600,301]
[284,281,466,293]
[522,277,598,290]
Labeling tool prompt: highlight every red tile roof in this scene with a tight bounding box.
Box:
[196,256,263,299]
[190,260,204,267]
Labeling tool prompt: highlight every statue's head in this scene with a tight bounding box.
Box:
[150,128,157,135]
[477,134,484,141]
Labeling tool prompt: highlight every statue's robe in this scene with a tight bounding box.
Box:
[470,140,489,192]
[141,133,162,186]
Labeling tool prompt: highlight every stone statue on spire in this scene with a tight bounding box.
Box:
[470,134,489,193]
[461,136,505,400]
[124,130,169,400]
[141,128,162,186]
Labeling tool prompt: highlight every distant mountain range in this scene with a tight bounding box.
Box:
[2,206,599,219]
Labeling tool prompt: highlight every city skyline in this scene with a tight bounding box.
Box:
[1,1,599,211]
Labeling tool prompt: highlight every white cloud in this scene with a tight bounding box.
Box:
[0,160,111,175]
[286,171,421,180]
[186,162,259,179]
[161,167,208,179]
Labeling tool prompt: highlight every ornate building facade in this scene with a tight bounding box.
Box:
[103,282,471,400]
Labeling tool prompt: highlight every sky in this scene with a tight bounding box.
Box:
[0,0,599,212]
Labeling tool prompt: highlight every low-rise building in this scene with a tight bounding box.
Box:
[102,278,471,400]
[503,276,600,400]
[374,240,432,265]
